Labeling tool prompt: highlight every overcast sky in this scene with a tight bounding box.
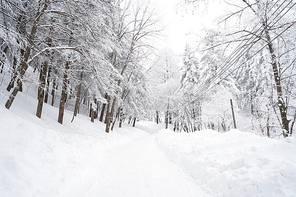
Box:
[152,0,229,54]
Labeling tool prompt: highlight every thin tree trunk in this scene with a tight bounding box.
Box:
[0,46,8,73]
[119,113,123,128]
[119,107,123,128]
[264,26,289,137]
[91,107,94,123]
[89,103,92,117]
[290,110,296,136]
[99,93,107,122]
[108,97,117,126]
[73,71,83,117]
[105,95,111,133]
[6,57,18,92]
[132,117,136,127]
[105,96,116,133]
[111,108,120,131]
[51,78,56,106]
[36,61,48,118]
[44,66,51,103]
[165,111,168,129]
[58,61,70,124]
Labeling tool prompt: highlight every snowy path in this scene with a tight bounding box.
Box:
[71,131,208,197]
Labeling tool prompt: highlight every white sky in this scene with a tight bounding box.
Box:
[151,0,229,54]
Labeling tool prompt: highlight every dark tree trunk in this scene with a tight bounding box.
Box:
[5,59,28,109]
[156,111,159,124]
[58,61,70,124]
[51,78,56,106]
[99,93,107,122]
[6,57,18,92]
[105,95,111,133]
[132,117,136,127]
[36,61,48,118]
[173,121,176,131]
[95,103,99,119]
[0,46,8,73]
[165,111,168,129]
[44,66,51,103]
[119,107,123,128]
[91,107,95,123]
[89,103,92,117]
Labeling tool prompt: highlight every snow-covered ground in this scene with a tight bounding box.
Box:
[156,129,296,197]
[1,91,296,196]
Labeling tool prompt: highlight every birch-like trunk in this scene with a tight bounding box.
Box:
[264,25,289,137]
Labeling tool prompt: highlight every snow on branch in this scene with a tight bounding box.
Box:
[27,46,83,65]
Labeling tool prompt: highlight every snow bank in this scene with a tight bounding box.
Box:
[156,129,296,197]
[0,92,146,197]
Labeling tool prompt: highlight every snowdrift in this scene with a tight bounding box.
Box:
[156,129,296,197]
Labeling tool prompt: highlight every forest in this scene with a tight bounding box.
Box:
[1,0,296,138]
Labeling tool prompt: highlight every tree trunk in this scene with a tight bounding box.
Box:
[165,111,168,129]
[89,103,92,117]
[91,107,95,123]
[73,71,83,117]
[58,61,70,124]
[119,107,123,128]
[6,58,18,92]
[264,26,289,137]
[156,111,159,124]
[111,108,120,131]
[36,61,48,118]
[5,2,48,109]
[109,96,117,127]
[105,95,111,133]
[51,78,56,106]
[44,66,51,103]
[132,117,136,127]
[119,116,123,128]
[0,46,8,73]
[5,60,28,109]
[99,93,107,122]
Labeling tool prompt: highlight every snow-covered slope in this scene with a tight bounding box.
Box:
[0,92,147,196]
[156,129,296,197]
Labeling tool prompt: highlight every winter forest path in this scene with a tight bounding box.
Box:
[71,122,209,197]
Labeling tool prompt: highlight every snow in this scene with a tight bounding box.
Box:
[76,131,207,197]
[156,129,296,197]
[1,91,296,196]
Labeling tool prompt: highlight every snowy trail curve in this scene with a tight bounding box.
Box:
[72,130,208,197]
